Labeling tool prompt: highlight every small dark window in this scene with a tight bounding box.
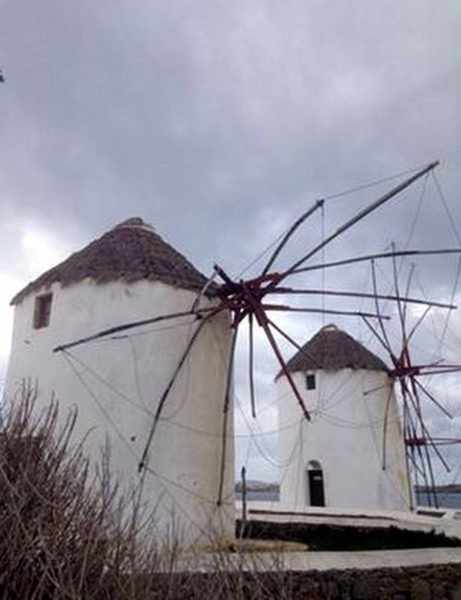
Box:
[306,374,316,390]
[33,294,52,329]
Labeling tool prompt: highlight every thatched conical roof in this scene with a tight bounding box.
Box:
[11,218,213,304]
[281,324,388,375]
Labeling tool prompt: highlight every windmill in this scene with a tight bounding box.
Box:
[359,242,461,509]
[50,159,461,512]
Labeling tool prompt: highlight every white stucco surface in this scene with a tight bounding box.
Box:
[187,547,461,572]
[6,278,235,544]
[277,368,411,512]
[236,501,461,538]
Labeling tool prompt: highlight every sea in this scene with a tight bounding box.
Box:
[236,490,461,509]
[415,492,461,510]
[235,490,279,502]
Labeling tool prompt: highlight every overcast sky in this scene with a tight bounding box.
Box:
[1,1,461,485]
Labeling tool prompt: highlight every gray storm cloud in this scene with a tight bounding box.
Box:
[1,0,460,481]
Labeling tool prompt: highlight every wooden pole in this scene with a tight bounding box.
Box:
[275,161,439,284]
[290,248,461,276]
[248,314,256,419]
[241,465,247,537]
[217,328,239,506]
[268,286,456,310]
[53,306,216,353]
[261,199,324,275]
[262,304,390,320]
[138,311,219,472]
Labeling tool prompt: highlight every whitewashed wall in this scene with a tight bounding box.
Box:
[6,278,234,544]
[277,368,412,512]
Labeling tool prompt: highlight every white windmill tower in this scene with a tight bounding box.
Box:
[277,324,412,512]
[5,218,235,543]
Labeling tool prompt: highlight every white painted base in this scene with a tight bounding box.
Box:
[6,278,235,544]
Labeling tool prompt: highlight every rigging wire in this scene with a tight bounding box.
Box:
[316,163,432,203]
[235,394,301,469]
[59,283,238,514]
[321,201,326,325]
[400,173,429,258]
[265,422,303,512]
[360,378,411,506]
[431,171,461,358]
[315,410,401,430]
[294,419,304,512]
[62,351,140,458]
[317,202,327,411]
[62,350,228,509]
[63,349,153,416]
[128,336,149,413]
[101,318,201,341]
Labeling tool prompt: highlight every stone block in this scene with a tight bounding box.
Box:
[451,581,461,600]
[410,579,431,600]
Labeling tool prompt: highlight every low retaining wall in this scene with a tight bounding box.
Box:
[278,564,461,599]
[237,519,461,551]
[178,564,461,599]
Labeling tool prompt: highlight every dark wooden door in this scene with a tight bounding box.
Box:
[308,469,325,506]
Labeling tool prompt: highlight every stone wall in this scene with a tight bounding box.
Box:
[280,564,461,599]
[238,519,461,551]
[179,564,461,599]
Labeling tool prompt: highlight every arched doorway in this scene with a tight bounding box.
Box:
[306,460,325,507]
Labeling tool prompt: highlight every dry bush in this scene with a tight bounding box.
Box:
[0,384,169,599]
[0,385,306,599]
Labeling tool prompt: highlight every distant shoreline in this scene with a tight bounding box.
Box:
[234,482,461,498]
[415,485,461,494]
[234,480,279,494]
[235,481,461,493]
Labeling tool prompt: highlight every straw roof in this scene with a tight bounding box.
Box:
[11,218,214,305]
[281,324,388,375]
